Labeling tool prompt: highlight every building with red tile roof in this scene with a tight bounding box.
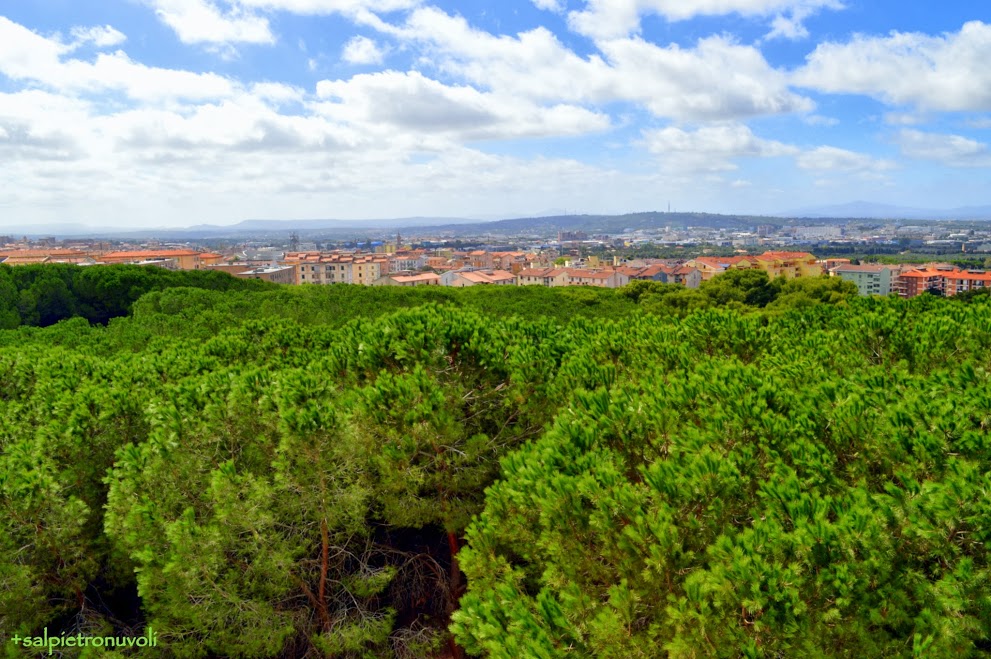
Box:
[442,269,517,287]
[100,249,205,270]
[895,268,946,297]
[371,273,440,286]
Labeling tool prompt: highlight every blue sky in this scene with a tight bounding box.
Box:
[0,0,989,228]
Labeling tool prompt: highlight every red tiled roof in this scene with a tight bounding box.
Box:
[942,270,991,281]
[760,251,816,260]
[898,269,944,278]
[1,255,50,264]
[831,264,894,273]
[0,249,88,258]
[390,273,440,283]
[103,250,202,258]
[693,256,753,268]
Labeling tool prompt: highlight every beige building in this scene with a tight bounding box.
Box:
[285,252,389,286]
[100,249,206,270]
[687,251,821,281]
[516,267,630,288]
[516,268,570,287]
[234,265,295,284]
[441,269,517,287]
[371,273,441,286]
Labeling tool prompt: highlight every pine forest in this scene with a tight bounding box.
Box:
[1,264,991,657]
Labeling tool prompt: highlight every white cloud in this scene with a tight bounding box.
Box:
[69,25,127,49]
[238,0,420,14]
[342,36,385,64]
[764,4,831,41]
[143,0,422,48]
[796,145,896,175]
[532,0,565,11]
[599,36,813,120]
[0,91,92,162]
[146,0,274,45]
[795,21,991,112]
[379,8,812,121]
[250,82,305,103]
[0,79,630,226]
[314,70,609,140]
[567,0,842,39]
[0,17,236,101]
[643,123,797,171]
[897,129,991,166]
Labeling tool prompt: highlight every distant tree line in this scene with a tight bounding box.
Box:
[0,264,272,329]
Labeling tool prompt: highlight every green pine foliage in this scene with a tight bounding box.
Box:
[1,272,990,657]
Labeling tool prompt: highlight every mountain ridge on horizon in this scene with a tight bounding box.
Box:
[4,203,991,239]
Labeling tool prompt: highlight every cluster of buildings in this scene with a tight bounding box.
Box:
[0,248,226,269]
[829,262,991,298]
[1,244,826,291]
[641,221,991,254]
[4,240,989,299]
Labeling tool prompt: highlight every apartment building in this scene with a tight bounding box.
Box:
[285,252,388,285]
[686,251,821,281]
[942,269,991,296]
[0,249,95,265]
[892,266,991,298]
[234,265,295,284]
[830,264,897,296]
[616,264,702,289]
[389,251,427,273]
[895,267,945,297]
[100,249,205,270]
[516,268,570,287]
[515,267,630,288]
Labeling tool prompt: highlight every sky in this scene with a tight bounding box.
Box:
[0,0,990,229]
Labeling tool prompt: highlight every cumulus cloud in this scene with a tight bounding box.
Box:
[532,0,565,11]
[238,0,420,13]
[643,123,798,171]
[795,21,991,112]
[897,129,991,166]
[142,0,423,49]
[0,17,235,101]
[146,0,274,45]
[377,8,812,121]
[342,36,386,64]
[69,25,127,49]
[764,3,835,41]
[598,35,813,120]
[314,70,610,140]
[566,0,843,39]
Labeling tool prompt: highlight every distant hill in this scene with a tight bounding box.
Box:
[9,204,991,241]
[425,211,768,235]
[1,212,767,240]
